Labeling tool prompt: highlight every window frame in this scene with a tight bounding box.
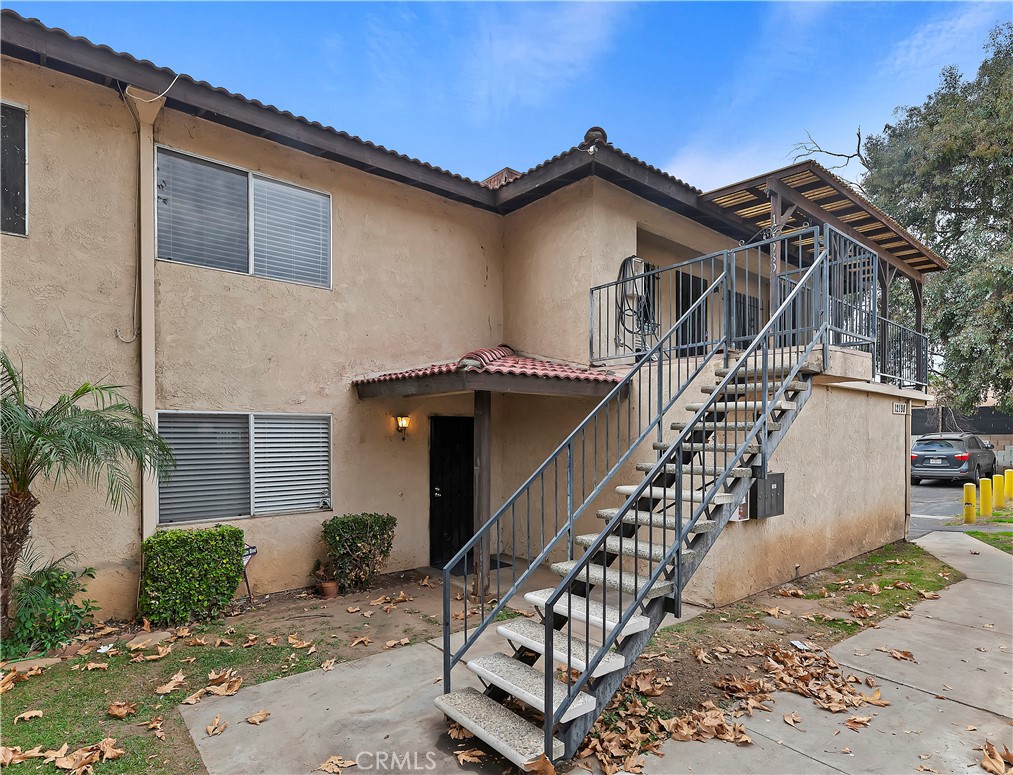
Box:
[153,144,332,290]
[1,100,29,238]
[155,409,334,525]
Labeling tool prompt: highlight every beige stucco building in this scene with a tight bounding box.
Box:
[1,11,943,620]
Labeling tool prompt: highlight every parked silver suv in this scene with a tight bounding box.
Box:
[911,433,996,485]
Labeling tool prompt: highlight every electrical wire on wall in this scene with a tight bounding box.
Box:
[613,255,657,355]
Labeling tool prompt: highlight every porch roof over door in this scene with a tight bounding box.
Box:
[352,346,621,399]
[702,161,947,282]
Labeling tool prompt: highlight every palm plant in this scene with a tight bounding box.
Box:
[0,351,174,638]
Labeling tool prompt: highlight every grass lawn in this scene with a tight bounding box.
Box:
[966,531,1013,554]
[0,572,448,774]
[0,621,323,774]
[947,506,1013,525]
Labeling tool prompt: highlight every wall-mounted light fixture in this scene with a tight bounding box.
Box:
[395,415,410,441]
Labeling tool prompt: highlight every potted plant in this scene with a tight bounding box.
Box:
[311,559,339,599]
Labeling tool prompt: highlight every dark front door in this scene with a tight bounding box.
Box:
[429,416,474,568]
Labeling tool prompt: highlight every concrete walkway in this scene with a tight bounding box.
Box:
[180,534,1011,775]
[645,531,1013,775]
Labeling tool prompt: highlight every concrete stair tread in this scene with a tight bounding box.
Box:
[434,687,563,770]
[700,380,806,395]
[549,560,674,600]
[670,420,780,432]
[524,588,649,638]
[653,441,759,455]
[685,400,796,413]
[497,618,625,678]
[575,532,699,564]
[715,360,820,377]
[636,461,749,474]
[597,508,718,533]
[615,484,736,504]
[467,652,595,723]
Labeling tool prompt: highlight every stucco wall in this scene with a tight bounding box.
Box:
[1,58,144,616]
[1,59,508,616]
[685,382,909,606]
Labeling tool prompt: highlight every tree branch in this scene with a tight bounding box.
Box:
[790,129,871,197]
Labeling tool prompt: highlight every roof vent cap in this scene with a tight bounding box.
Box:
[580,126,608,149]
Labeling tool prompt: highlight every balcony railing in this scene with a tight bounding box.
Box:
[876,316,928,389]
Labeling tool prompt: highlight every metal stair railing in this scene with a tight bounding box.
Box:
[441,263,728,689]
[542,224,879,756]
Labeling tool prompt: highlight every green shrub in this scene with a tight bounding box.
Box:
[138,525,244,626]
[3,548,98,659]
[322,513,397,592]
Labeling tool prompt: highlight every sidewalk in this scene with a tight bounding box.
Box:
[645,531,1013,775]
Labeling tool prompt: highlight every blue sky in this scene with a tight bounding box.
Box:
[4,2,1009,190]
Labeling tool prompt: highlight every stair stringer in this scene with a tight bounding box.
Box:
[555,378,816,759]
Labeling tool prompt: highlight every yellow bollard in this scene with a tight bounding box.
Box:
[995,474,1006,509]
[964,483,977,524]
[981,477,993,518]
[1006,469,1013,503]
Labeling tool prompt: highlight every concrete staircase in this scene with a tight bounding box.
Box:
[435,358,821,769]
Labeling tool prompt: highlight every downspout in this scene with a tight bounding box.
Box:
[124,86,165,541]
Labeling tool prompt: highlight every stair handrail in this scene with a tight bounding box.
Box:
[543,229,836,750]
[442,269,728,688]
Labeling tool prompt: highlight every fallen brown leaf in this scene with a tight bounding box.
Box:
[448,722,473,740]
[288,634,313,649]
[321,659,337,672]
[205,715,228,737]
[13,710,43,724]
[350,636,372,647]
[155,670,186,694]
[243,635,258,648]
[84,662,108,671]
[844,715,872,732]
[918,590,940,599]
[318,755,357,773]
[876,648,917,663]
[384,638,410,650]
[783,711,803,728]
[527,752,556,774]
[246,710,271,725]
[107,701,138,719]
[455,748,486,765]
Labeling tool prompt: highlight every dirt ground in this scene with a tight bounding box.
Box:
[640,541,959,717]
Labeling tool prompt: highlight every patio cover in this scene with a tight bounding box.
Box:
[702,161,947,283]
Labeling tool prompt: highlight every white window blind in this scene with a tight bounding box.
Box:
[155,148,330,288]
[253,415,331,515]
[158,414,250,523]
[253,177,330,287]
[156,150,249,273]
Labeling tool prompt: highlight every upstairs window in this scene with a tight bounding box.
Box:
[1,104,27,236]
[156,148,330,288]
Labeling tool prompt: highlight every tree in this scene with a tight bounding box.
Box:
[797,23,1013,412]
[0,352,174,638]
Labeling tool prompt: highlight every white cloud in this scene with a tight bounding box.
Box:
[664,142,794,193]
[459,3,627,122]
[885,3,998,76]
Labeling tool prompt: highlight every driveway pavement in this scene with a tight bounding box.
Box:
[909,479,1010,539]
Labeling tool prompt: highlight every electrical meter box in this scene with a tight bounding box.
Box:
[748,473,784,518]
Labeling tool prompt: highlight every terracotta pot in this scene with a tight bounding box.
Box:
[319,581,338,599]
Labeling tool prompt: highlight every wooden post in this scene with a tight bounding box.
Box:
[472,391,492,596]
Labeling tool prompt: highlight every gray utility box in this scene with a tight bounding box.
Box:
[748,473,784,518]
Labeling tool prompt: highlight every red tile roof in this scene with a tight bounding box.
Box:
[353,346,620,386]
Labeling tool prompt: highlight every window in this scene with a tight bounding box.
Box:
[157,412,331,523]
[1,103,27,235]
[156,148,330,287]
